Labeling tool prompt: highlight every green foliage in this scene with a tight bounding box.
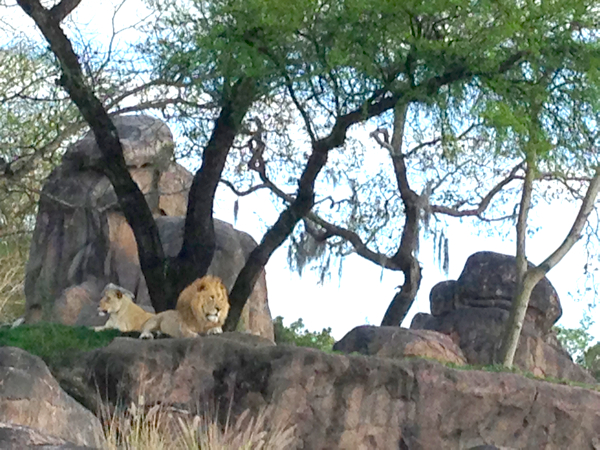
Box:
[0,43,79,236]
[582,343,600,381]
[273,316,335,352]
[0,323,119,367]
[554,324,594,365]
[554,320,600,382]
[144,0,600,284]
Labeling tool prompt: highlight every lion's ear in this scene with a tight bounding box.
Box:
[197,283,206,292]
[116,291,122,299]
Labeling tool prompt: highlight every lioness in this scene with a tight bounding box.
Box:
[139,275,230,339]
[94,284,154,332]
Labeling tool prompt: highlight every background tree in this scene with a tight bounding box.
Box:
[152,0,597,327]
[13,0,600,335]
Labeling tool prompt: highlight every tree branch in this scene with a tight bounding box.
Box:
[49,0,81,22]
[430,163,523,218]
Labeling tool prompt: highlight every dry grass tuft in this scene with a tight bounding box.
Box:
[0,238,28,323]
[100,395,296,450]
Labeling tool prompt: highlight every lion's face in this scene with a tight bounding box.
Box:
[98,285,133,316]
[190,277,230,327]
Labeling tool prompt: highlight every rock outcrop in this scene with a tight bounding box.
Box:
[410,251,593,383]
[24,115,273,340]
[333,325,467,365]
[0,347,102,448]
[53,335,600,450]
[0,422,94,450]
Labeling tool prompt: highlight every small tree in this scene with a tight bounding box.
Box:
[493,27,600,366]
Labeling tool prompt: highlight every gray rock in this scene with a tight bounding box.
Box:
[454,251,561,333]
[0,422,94,449]
[24,114,273,340]
[333,325,467,365]
[409,252,591,382]
[0,347,102,448]
[411,308,594,383]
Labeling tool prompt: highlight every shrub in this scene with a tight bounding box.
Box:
[554,325,593,365]
[273,316,335,352]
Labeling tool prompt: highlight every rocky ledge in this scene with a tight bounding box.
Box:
[44,333,600,450]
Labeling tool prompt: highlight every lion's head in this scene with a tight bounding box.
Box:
[98,284,135,316]
[177,275,230,332]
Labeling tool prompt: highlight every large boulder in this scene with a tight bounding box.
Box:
[55,335,600,450]
[24,115,273,340]
[0,347,102,448]
[410,251,592,383]
[454,251,561,333]
[333,325,467,366]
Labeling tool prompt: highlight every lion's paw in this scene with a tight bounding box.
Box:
[206,326,223,335]
[139,330,154,339]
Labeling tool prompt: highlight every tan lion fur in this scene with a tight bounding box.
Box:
[177,275,230,335]
[94,284,154,332]
[139,275,229,339]
[139,310,198,339]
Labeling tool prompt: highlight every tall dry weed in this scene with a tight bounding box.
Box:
[100,395,296,450]
[0,238,27,322]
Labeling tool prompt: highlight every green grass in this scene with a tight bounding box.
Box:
[442,360,600,391]
[0,323,120,366]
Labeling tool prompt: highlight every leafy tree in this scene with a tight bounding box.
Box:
[14,0,600,336]
[273,316,335,352]
[555,319,600,381]
[491,17,600,366]
[555,325,594,365]
[143,0,584,330]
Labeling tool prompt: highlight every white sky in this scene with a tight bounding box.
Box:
[3,0,599,341]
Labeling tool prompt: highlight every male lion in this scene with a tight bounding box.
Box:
[139,310,198,339]
[176,275,230,335]
[93,284,154,332]
[139,275,230,339]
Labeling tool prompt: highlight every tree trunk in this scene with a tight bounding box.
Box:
[224,141,329,330]
[500,166,600,367]
[379,102,423,326]
[223,94,403,331]
[170,79,256,306]
[17,0,171,311]
[381,257,422,326]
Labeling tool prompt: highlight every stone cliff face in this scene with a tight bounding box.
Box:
[52,335,600,450]
[24,115,273,340]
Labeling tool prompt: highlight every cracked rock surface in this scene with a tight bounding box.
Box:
[56,333,600,450]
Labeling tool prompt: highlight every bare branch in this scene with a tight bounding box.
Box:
[220,179,269,197]
[430,163,523,218]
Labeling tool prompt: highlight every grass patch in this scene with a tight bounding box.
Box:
[0,322,119,366]
[443,360,600,391]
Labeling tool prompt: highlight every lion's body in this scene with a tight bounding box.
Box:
[176,275,230,335]
[139,310,198,339]
[94,284,154,332]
